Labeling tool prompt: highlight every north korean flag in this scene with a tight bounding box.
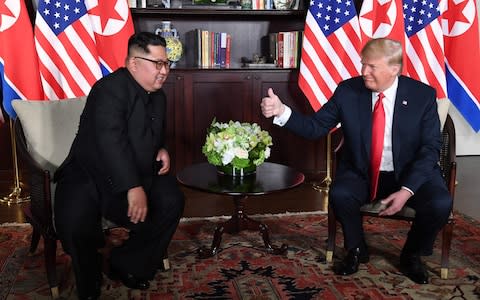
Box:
[86,0,134,75]
[441,0,480,132]
[0,0,44,119]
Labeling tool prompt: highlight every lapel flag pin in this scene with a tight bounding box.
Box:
[402,100,408,105]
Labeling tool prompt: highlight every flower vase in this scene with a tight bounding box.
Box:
[217,164,256,177]
[155,21,183,65]
[273,0,293,9]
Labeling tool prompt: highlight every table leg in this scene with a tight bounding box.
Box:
[198,195,287,258]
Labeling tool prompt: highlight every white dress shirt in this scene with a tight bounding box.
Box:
[374,77,397,172]
[272,76,413,195]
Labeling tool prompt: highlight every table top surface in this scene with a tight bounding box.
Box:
[176,162,305,196]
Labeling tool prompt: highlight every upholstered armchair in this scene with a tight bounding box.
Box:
[13,97,87,298]
[326,99,456,280]
[12,98,170,298]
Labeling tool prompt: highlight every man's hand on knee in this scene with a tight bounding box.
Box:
[379,189,411,216]
[127,186,148,223]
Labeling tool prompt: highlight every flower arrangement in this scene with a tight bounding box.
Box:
[202,119,273,174]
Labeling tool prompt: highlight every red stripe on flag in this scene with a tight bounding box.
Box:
[57,28,99,88]
[304,27,341,87]
[36,31,84,97]
[1,0,44,117]
[332,23,362,77]
[300,15,361,111]
[407,27,446,98]
[298,74,321,112]
[300,49,332,107]
[34,31,66,98]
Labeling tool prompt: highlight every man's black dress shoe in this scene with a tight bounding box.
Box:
[334,247,370,276]
[399,252,429,284]
[108,266,150,290]
[78,270,102,299]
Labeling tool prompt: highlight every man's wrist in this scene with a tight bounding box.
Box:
[401,186,414,196]
[273,105,292,127]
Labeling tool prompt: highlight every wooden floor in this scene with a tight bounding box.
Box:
[2,155,478,223]
[0,181,328,224]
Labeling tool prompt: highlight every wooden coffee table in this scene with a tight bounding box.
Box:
[177,162,305,258]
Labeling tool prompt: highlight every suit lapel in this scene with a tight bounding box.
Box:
[359,87,373,162]
[392,77,409,167]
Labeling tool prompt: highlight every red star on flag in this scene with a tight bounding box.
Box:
[442,0,470,34]
[362,0,393,35]
[88,1,124,32]
[0,1,15,27]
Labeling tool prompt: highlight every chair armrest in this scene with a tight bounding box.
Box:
[15,119,52,178]
[15,119,55,235]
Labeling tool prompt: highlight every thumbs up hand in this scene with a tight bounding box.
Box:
[261,88,285,118]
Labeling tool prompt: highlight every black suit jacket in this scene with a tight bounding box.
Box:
[285,75,444,193]
[56,68,167,203]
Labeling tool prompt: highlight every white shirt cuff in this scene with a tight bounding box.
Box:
[273,105,292,127]
[401,186,414,196]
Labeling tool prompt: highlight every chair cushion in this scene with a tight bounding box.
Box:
[360,201,416,218]
[12,97,87,175]
[437,98,450,131]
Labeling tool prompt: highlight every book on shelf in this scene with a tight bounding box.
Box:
[219,32,227,67]
[128,0,137,8]
[269,30,303,68]
[244,63,277,68]
[185,29,232,68]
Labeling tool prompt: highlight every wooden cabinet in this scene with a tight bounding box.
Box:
[131,8,307,68]
[131,5,329,182]
[162,69,326,180]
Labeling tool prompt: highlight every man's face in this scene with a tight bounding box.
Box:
[361,55,400,92]
[129,45,169,92]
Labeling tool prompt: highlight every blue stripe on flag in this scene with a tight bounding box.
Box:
[0,62,20,118]
[446,66,480,132]
[100,63,111,77]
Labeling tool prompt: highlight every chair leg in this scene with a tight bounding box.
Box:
[326,205,337,263]
[28,227,41,255]
[44,236,59,299]
[440,220,454,279]
[161,251,170,271]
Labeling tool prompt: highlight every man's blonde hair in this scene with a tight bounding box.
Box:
[361,38,403,73]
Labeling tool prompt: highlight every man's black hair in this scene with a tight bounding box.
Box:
[128,32,166,55]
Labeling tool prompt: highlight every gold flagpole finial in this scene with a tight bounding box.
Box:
[1,118,30,205]
[312,132,332,212]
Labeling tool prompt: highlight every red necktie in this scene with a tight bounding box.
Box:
[370,92,385,200]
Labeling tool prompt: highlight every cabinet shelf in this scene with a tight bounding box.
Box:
[129,4,325,182]
[170,65,297,71]
[131,8,306,18]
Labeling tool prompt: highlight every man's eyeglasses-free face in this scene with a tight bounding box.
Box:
[134,56,171,70]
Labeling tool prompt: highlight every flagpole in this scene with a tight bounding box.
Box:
[1,118,30,204]
[313,132,332,212]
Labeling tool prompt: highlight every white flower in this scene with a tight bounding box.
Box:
[265,147,271,159]
[222,150,235,165]
[234,147,249,159]
[202,119,273,169]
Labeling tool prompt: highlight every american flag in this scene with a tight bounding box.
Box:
[34,0,133,100]
[403,0,447,98]
[298,0,362,111]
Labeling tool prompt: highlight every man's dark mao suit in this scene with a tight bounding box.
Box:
[54,68,184,290]
[284,75,452,255]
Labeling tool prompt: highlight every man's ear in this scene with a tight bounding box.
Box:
[126,56,137,71]
[394,64,402,76]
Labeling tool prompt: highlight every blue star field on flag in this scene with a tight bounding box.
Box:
[38,0,88,35]
[403,0,441,37]
[309,0,358,35]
